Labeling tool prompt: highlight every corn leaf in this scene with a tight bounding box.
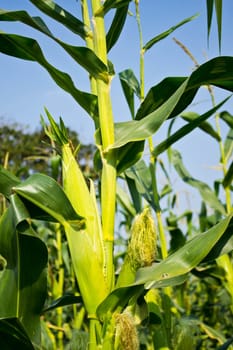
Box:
[28,0,90,39]
[0,318,35,350]
[136,213,233,288]
[222,160,233,189]
[0,204,48,348]
[43,293,82,313]
[143,14,198,52]
[171,149,226,215]
[181,111,221,141]
[0,10,109,82]
[152,97,229,157]
[110,57,233,150]
[0,33,98,119]
[97,212,233,317]
[223,128,233,163]
[95,0,131,16]
[119,69,141,118]
[219,111,233,128]
[12,173,85,229]
[0,166,20,198]
[215,0,222,51]
[206,0,214,42]
[106,5,129,52]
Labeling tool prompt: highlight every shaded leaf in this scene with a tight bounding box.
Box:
[43,293,82,313]
[0,205,48,347]
[171,149,226,215]
[0,33,98,119]
[143,14,198,52]
[29,0,90,39]
[0,318,35,350]
[219,111,233,128]
[223,127,233,162]
[106,5,129,52]
[222,160,233,189]
[119,69,140,118]
[0,166,20,198]
[215,0,222,51]
[206,0,214,42]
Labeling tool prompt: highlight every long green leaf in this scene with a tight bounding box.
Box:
[0,318,35,350]
[136,213,233,288]
[143,14,198,52]
[0,10,109,82]
[106,5,129,52]
[0,204,48,348]
[28,0,90,39]
[206,0,214,42]
[119,69,140,118]
[215,0,222,51]
[181,111,221,141]
[98,214,233,317]
[0,166,20,198]
[12,173,85,228]
[109,57,233,150]
[152,97,229,157]
[0,33,98,119]
[171,149,226,215]
[222,160,233,189]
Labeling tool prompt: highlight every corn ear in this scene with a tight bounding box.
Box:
[45,112,108,315]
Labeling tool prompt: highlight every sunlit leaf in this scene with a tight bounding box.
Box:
[135,214,233,288]
[0,33,98,119]
[94,0,131,16]
[29,0,90,39]
[143,14,198,52]
[0,9,109,82]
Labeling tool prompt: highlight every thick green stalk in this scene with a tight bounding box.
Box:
[91,0,117,292]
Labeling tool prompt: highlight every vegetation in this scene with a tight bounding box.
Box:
[0,1,232,349]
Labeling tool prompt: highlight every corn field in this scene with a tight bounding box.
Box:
[0,1,233,349]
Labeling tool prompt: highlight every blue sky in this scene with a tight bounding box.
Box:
[0,0,232,213]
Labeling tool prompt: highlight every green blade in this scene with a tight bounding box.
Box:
[0,10,108,81]
[12,173,85,228]
[143,14,198,52]
[0,318,35,350]
[0,33,98,119]
[119,69,140,118]
[29,0,90,39]
[106,5,129,52]
[94,0,131,16]
[136,214,233,288]
[0,204,48,347]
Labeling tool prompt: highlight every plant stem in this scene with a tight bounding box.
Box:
[91,0,116,292]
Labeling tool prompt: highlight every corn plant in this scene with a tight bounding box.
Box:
[0,1,233,349]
